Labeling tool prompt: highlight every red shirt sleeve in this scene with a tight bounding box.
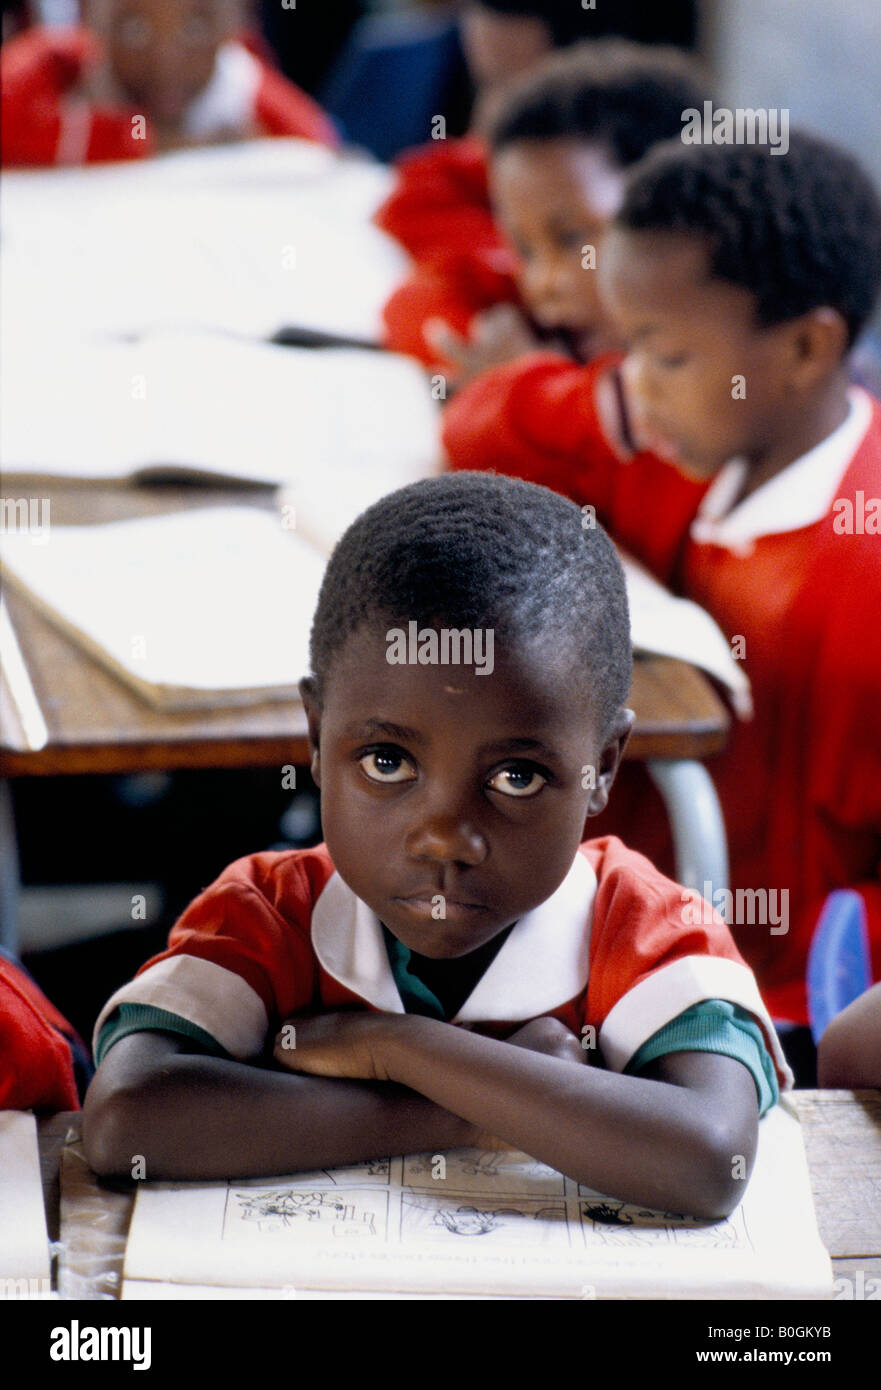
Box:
[0,26,89,166]
[140,851,331,1025]
[581,837,745,1021]
[578,836,789,1087]
[0,959,80,1112]
[253,64,340,147]
[381,249,521,365]
[0,25,154,166]
[442,353,708,581]
[374,136,499,263]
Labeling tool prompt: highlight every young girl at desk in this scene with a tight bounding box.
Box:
[83,474,789,1218]
[0,0,338,166]
[443,133,881,1034]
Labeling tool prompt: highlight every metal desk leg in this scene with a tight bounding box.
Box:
[0,781,21,956]
[646,759,729,907]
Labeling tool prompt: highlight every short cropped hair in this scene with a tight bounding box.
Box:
[309,472,632,737]
[489,39,710,167]
[616,130,881,346]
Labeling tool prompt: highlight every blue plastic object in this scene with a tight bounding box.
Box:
[806,890,871,1044]
[319,10,464,162]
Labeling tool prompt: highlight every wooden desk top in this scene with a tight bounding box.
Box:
[35,1090,881,1298]
[1,484,730,776]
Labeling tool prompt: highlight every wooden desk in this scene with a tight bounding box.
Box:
[35,1090,881,1299]
[0,484,730,776]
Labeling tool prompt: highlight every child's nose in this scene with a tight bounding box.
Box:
[523,256,568,313]
[404,804,488,867]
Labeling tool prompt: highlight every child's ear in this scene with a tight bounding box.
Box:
[585,708,635,817]
[786,307,850,390]
[298,677,323,786]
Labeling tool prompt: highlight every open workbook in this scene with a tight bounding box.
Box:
[1,333,441,490]
[0,508,327,711]
[120,1100,831,1299]
[0,507,750,712]
[1,144,405,346]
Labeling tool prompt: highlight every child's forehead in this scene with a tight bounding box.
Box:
[603,228,758,328]
[492,141,627,226]
[605,227,712,295]
[325,621,600,729]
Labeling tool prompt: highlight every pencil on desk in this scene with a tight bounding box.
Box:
[0,598,49,752]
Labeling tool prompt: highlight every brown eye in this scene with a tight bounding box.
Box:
[487,766,546,798]
[359,750,417,784]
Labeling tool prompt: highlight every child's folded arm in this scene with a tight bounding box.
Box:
[81,1029,478,1181]
[383,1020,760,1219]
[81,1015,580,1180]
[276,1012,758,1220]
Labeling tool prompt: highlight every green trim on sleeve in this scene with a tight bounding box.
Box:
[95,1003,230,1066]
[624,999,779,1116]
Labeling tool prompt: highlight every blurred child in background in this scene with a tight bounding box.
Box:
[376,2,698,379]
[445,131,881,1039]
[1,0,338,166]
[414,41,710,387]
[818,982,881,1088]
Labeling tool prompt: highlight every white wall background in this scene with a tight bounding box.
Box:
[698,0,881,329]
[699,0,880,185]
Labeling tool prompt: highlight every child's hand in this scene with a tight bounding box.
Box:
[425,305,544,388]
[505,1016,588,1066]
[273,1012,412,1083]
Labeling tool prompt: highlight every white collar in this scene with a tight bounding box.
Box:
[690,387,872,553]
[311,851,598,1023]
[182,41,261,139]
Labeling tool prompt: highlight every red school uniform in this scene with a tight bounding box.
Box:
[0,955,83,1112]
[91,838,791,1100]
[0,26,339,168]
[442,351,710,580]
[674,389,881,1023]
[374,135,522,366]
[444,358,881,1024]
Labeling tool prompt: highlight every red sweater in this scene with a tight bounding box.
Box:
[444,356,881,1023]
[0,26,339,167]
[0,956,82,1111]
[443,352,709,580]
[374,136,521,365]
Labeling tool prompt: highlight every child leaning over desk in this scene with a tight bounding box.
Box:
[379,39,711,387]
[0,0,337,166]
[83,474,790,1219]
[444,132,881,1030]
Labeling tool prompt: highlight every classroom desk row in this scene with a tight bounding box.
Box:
[0,483,732,952]
[35,1092,881,1299]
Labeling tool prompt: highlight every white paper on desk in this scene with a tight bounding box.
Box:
[121,1100,831,1299]
[1,169,405,345]
[0,1112,52,1288]
[1,332,440,488]
[621,553,753,716]
[0,507,326,709]
[0,139,392,224]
